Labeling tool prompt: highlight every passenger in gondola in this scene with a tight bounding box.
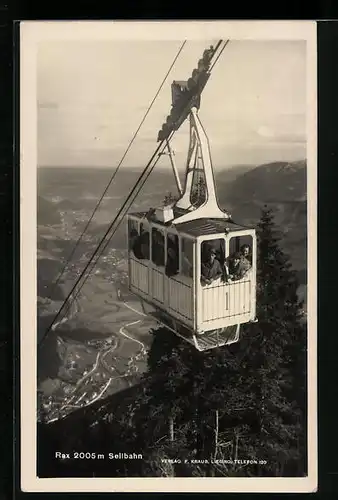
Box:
[227,251,251,281]
[201,246,222,286]
[240,244,252,266]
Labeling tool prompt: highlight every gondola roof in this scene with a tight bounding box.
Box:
[129,207,249,238]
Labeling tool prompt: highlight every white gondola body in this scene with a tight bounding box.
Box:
[127,212,257,350]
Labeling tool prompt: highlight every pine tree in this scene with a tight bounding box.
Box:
[134,326,250,475]
[237,206,307,476]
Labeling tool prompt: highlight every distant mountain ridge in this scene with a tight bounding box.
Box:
[224,159,306,204]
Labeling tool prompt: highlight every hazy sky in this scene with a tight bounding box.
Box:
[37,39,307,169]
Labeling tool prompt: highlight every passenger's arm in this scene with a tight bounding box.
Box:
[200,264,211,285]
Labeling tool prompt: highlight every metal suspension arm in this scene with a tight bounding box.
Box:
[173,107,231,224]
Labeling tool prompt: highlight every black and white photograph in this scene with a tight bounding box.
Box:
[20,21,317,493]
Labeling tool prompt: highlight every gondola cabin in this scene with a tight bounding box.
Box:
[127,207,257,351]
[126,44,257,351]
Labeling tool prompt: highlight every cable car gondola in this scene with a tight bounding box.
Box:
[127,43,257,351]
[40,41,257,354]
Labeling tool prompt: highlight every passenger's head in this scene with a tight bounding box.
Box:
[209,247,217,262]
[240,244,251,258]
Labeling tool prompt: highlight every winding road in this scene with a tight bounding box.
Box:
[45,287,150,422]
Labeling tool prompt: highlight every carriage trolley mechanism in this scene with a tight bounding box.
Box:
[126,42,257,351]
